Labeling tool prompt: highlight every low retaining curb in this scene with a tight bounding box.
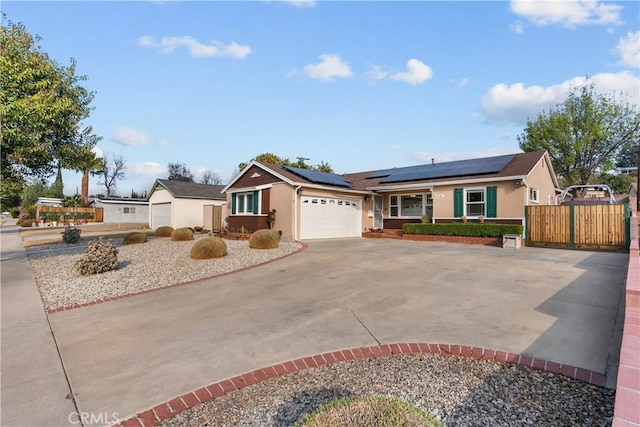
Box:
[114,343,607,427]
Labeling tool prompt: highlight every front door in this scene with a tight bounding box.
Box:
[374,195,383,229]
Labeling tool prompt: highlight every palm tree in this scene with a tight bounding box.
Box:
[75,147,103,205]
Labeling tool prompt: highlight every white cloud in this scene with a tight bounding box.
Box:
[282,0,315,7]
[126,161,167,179]
[111,127,172,147]
[91,145,104,159]
[138,35,251,59]
[481,71,640,125]
[303,54,353,80]
[366,64,389,82]
[509,0,622,28]
[614,31,640,69]
[458,78,469,88]
[390,59,434,85]
[510,20,525,34]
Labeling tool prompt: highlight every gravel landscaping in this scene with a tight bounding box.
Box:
[161,354,615,427]
[26,236,303,309]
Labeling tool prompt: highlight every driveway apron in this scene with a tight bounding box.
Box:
[47,238,627,424]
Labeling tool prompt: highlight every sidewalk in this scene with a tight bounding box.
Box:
[1,217,77,427]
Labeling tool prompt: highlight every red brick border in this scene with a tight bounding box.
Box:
[112,343,608,427]
[46,243,308,314]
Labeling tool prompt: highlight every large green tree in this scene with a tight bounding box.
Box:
[238,152,334,173]
[1,17,98,201]
[518,84,640,186]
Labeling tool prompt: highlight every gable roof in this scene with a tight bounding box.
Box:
[225,150,557,193]
[150,179,225,200]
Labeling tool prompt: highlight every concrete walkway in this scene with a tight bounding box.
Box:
[45,238,627,425]
[1,218,77,427]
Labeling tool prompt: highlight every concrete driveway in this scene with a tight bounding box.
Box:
[47,238,628,423]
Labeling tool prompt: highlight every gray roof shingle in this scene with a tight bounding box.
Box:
[153,179,225,200]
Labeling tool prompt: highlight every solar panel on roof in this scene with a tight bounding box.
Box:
[367,154,516,183]
[283,166,353,188]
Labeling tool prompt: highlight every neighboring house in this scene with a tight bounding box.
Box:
[147,179,227,230]
[223,150,559,241]
[35,197,63,207]
[91,197,150,224]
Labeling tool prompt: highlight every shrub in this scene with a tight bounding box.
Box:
[402,223,523,238]
[171,227,194,241]
[154,226,174,237]
[10,208,19,218]
[123,232,147,245]
[190,237,227,259]
[75,239,119,275]
[62,226,82,243]
[294,396,443,427]
[249,229,281,249]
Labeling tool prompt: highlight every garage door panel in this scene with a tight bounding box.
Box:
[300,196,361,239]
[152,203,171,228]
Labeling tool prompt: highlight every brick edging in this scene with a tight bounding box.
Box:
[113,343,607,427]
[46,243,308,314]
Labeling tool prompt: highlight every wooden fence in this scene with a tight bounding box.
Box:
[36,206,104,224]
[525,204,630,251]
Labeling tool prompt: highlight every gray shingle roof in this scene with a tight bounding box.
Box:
[153,179,225,200]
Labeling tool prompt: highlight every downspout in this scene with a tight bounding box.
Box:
[294,185,301,242]
[521,178,529,232]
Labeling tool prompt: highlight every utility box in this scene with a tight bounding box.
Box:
[503,234,522,249]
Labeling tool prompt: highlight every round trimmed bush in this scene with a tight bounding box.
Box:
[249,229,281,249]
[154,226,174,237]
[171,227,194,241]
[190,237,227,259]
[294,396,443,427]
[123,232,148,245]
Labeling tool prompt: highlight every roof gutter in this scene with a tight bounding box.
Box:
[366,175,529,191]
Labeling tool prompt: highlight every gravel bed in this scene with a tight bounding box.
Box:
[162,354,615,427]
[27,236,303,309]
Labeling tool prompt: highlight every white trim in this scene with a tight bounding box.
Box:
[464,187,486,218]
[367,174,529,191]
[93,198,149,206]
[226,183,273,193]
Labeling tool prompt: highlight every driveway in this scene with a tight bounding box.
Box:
[47,238,627,423]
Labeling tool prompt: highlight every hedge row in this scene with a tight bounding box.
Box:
[402,223,523,238]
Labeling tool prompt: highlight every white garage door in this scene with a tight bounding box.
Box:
[152,203,171,228]
[300,196,361,239]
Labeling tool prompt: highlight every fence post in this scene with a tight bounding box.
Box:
[524,206,529,246]
[625,203,631,251]
[569,204,575,250]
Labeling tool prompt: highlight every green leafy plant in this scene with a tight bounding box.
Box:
[75,239,118,275]
[403,223,523,238]
[154,226,174,237]
[171,227,194,241]
[190,237,227,259]
[62,225,82,243]
[249,229,281,249]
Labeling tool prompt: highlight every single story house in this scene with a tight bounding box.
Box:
[147,179,227,230]
[91,197,150,224]
[222,150,559,241]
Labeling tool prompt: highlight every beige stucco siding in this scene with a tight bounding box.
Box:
[269,183,296,242]
[172,199,226,229]
[432,182,526,218]
[525,157,557,205]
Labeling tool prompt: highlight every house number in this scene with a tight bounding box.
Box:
[435,194,444,198]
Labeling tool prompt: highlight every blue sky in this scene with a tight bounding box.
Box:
[4,0,639,197]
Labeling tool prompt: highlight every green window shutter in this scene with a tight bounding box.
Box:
[252,190,259,214]
[231,193,237,215]
[454,188,463,217]
[487,186,497,218]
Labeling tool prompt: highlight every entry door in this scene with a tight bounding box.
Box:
[374,195,383,228]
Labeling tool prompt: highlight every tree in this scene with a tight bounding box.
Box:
[167,162,194,182]
[97,153,126,197]
[67,131,103,205]
[598,172,635,194]
[238,152,334,173]
[616,144,638,169]
[1,17,97,200]
[199,170,222,185]
[518,84,640,187]
[46,165,64,198]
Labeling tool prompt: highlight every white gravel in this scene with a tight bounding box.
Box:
[26,236,303,309]
[162,354,615,427]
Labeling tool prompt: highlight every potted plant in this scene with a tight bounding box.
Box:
[266,209,277,229]
[461,216,467,224]
[478,215,485,224]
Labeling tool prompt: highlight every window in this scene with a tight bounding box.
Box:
[233,191,258,215]
[123,207,136,214]
[466,189,485,217]
[389,194,428,217]
[529,188,539,203]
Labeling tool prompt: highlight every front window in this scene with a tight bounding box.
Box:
[466,189,485,217]
[235,192,256,215]
[123,207,136,214]
[389,194,429,217]
[529,188,539,203]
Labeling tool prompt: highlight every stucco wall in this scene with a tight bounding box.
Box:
[172,199,225,229]
[525,157,558,206]
[432,182,525,219]
[268,183,295,241]
[96,202,149,224]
